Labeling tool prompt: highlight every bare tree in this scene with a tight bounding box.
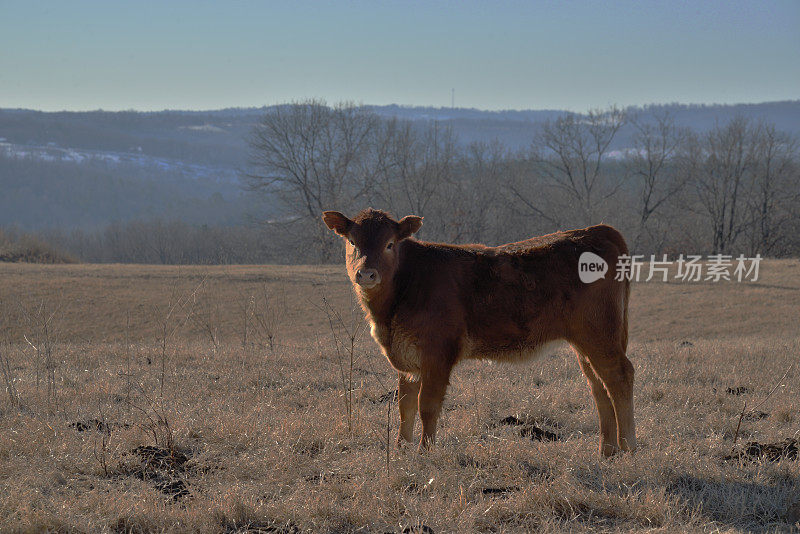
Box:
[504,153,563,230]
[376,120,457,226]
[513,107,626,227]
[743,124,800,255]
[627,110,690,251]
[370,118,416,216]
[441,140,506,243]
[692,117,760,254]
[247,101,381,259]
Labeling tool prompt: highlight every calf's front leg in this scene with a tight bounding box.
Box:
[417,359,454,450]
[397,372,420,446]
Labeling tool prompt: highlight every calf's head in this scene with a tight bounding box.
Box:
[322,209,422,292]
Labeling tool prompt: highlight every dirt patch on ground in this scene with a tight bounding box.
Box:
[743,411,770,421]
[371,390,399,404]
[399,525,434,534]
[219,519,299,534]
[725,386,749,396]
[121,445,195,501]
[498,415,560,441]
[481,486,520,497]
[69,418,130,432]
[724,439,798,463]
[303,471,352,484]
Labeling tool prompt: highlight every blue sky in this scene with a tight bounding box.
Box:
[1,1,798,112]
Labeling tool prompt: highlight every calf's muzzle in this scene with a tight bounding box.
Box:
[355,268,380,287]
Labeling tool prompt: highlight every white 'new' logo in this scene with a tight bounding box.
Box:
[578,252,608,283]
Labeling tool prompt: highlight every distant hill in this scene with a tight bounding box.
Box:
[1,101,798,230]
[3,100,798,157]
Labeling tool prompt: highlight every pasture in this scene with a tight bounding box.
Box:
[0,260,799,532]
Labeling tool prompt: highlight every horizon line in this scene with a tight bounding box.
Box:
[2,98,798,115]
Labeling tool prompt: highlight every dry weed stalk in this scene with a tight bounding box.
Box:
[0,341,20,408]
[92,401,113,478]
[319,294,367,435]
[386,393,392,478]
[251,282,284,351]
[19,297,65,412]
[124,311,132,409]
[237,282,284,353]
[191,282,223,353]
[731,359,797,451]
[127,384,176,453]
[153,275,206,398]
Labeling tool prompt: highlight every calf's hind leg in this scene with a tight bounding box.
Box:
[574,349,620,457]
[570,284,636,455]
[590,352,636,452]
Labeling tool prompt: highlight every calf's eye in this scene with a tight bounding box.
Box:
[386,242,394,250]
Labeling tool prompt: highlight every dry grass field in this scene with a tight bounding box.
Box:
[1,260,799,533]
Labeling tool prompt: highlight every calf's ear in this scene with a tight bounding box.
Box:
[322,211,353,237]
[398,215,423,239]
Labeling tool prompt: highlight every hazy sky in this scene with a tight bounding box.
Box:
[1,1,798,112]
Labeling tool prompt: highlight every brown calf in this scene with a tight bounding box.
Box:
[322,208,635,457]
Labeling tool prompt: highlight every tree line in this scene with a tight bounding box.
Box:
[5,101,798,264]
[247,101,800,262]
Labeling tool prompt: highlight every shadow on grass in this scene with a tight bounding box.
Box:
[666,474,797,530]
